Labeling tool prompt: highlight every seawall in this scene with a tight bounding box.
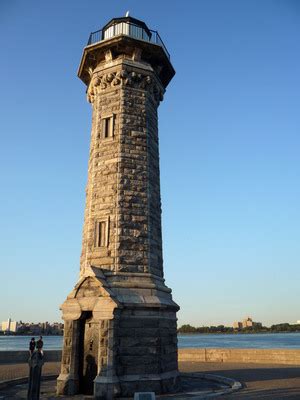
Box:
[178,348,300,365]
[1,348,300,365]
[0,350,61,364]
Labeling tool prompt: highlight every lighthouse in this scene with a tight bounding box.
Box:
[57,16,179,398]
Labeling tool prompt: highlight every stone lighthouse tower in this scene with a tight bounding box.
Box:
[57,16,179,398]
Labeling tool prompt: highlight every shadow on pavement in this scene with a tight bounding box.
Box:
[224,386,300,400]
[181,365,300,400]
[199,366,300,383]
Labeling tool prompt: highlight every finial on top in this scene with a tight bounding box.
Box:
[125,11,130,17]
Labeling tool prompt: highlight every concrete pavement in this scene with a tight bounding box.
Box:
[1,361,300,399]
[180,361,300,399]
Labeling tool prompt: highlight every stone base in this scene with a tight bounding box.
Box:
[118,371,180,397]
[58,271,180,399]
[56,373,79,396]
[94,376,121,399]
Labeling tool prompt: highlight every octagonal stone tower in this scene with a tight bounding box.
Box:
[57,16,179,399]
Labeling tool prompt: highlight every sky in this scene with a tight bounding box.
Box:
[0,0,299,327]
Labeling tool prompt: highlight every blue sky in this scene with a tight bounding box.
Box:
[0,0,299,326]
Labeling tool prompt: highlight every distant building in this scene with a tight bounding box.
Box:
[233,321,242,329]
[16,321,64,335]
[242,317,254,328]
[254,321,262,328]
[233,316,262,330]
[1,318,18,333]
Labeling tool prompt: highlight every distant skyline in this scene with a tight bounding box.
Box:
[1,316,300,328]
[0,0,299,326]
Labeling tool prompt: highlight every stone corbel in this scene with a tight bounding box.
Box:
[86,68,164,105]
[132,47,142,61]
[105,49,113,62]
[93,296,119,321]
[60,298,81,321]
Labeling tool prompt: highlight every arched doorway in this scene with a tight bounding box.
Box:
[78,311,99,394]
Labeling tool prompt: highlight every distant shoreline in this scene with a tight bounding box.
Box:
[178,323,300,335]
[0,333,63,337]
[1,333,299,351]
[1,332,300,336]
[1,330,299,337]
[178,331,300,335]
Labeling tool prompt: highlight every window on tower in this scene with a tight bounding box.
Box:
[101,115,114,139]
[95,218,109,247]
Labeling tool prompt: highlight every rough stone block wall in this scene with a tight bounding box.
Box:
[80,63,165,278]
[178,348,300,365]
[146,95,163,277]
[117,308,178,377]
[80,85,121,272]
[117,86,149,274]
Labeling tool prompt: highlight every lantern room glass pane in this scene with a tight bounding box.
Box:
[103,22,150,41]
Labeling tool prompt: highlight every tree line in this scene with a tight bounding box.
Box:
[178,323,300,334]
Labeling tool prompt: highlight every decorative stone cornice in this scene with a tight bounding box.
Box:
[87,68,164,104]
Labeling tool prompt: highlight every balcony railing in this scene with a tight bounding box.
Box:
[87,21,170,60]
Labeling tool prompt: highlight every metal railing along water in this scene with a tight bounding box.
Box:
[87,22,170,59]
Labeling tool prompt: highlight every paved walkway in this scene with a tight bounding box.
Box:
[0,375,231,399]
[1,361,300,399]
[0,362,60,381]
[180,361,300,399]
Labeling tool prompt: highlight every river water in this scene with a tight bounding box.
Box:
[1,333,300,351]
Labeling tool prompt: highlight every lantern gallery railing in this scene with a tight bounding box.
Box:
[87,21,170,59]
